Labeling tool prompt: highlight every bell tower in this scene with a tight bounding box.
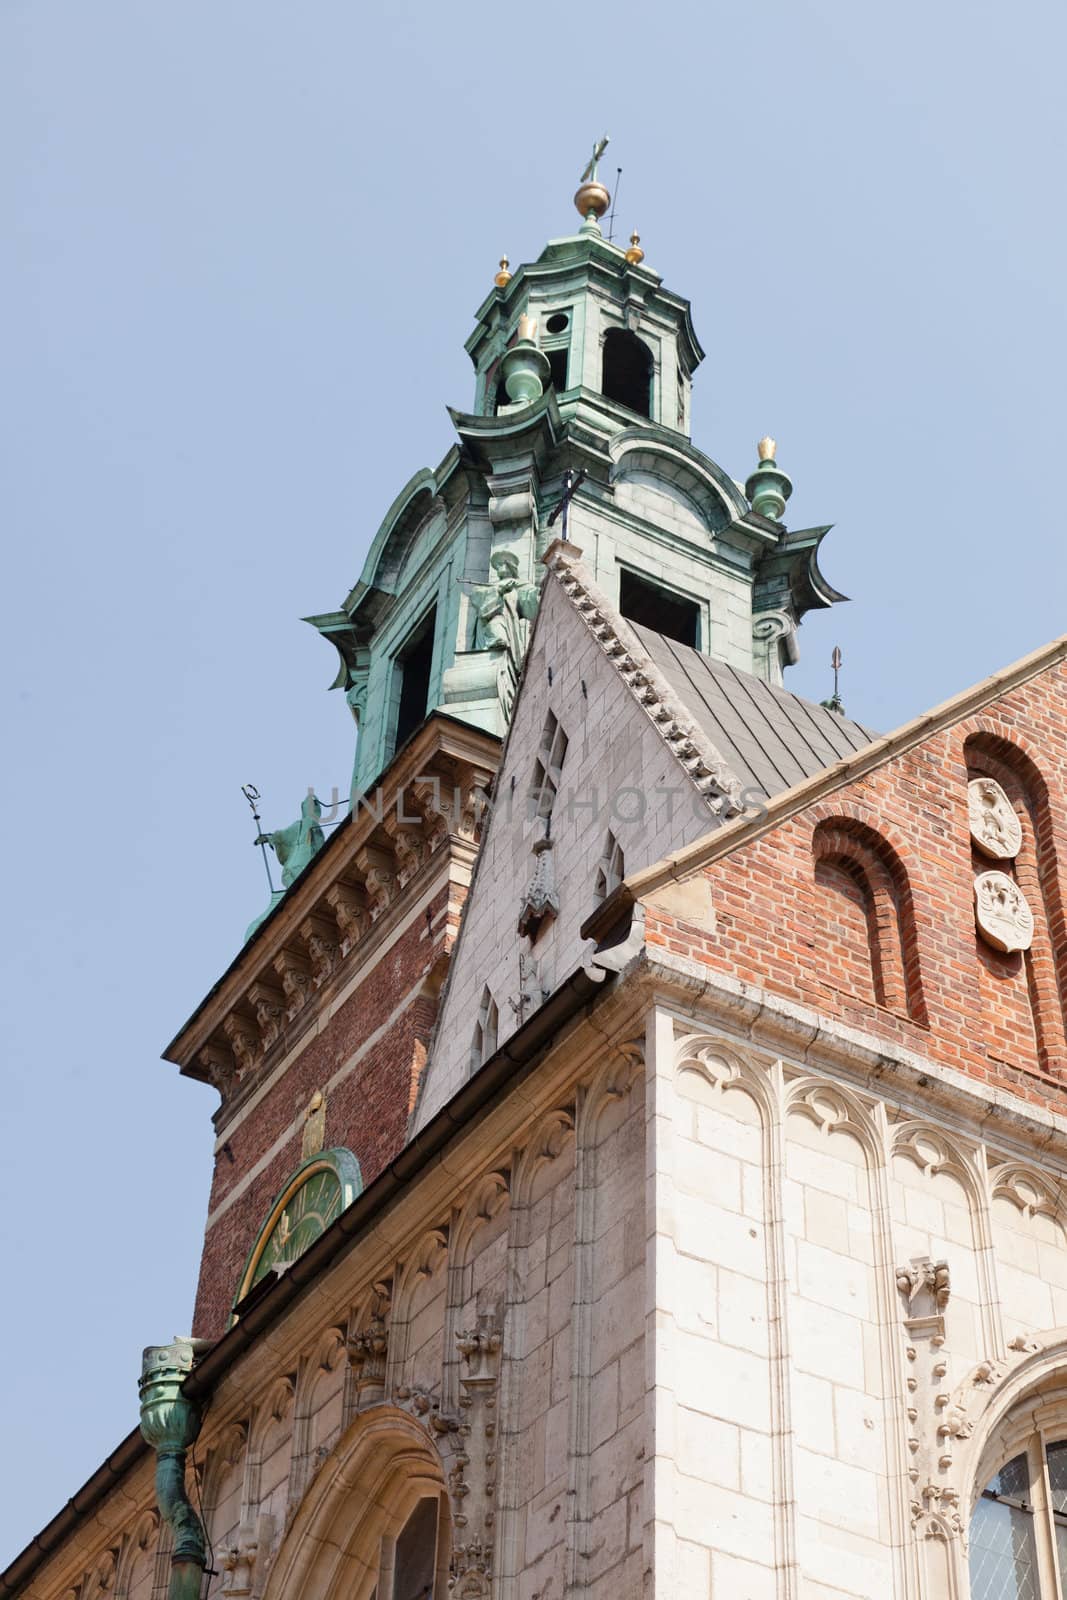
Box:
[308,143,846,800]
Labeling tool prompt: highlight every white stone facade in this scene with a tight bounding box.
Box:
[26,969,1067,1600]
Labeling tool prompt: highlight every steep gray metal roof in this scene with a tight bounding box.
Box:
[632,624,878,800]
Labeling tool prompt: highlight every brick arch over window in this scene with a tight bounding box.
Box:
[812,816,927,1023]
[964,727,1067,1072]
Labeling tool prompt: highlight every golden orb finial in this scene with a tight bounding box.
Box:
[624,230,644,265]
[757,435,777,462]
[494,256,512,289]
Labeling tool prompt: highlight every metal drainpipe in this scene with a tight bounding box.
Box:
[139,1339,213,1600]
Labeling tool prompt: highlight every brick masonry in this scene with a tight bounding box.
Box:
[644,663,1067,1112]
[192,882,458,1338]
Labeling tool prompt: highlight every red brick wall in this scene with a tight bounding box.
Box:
[191,884,456,1338]
[647,663,1067,1113]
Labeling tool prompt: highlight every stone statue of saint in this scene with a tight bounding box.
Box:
[470,550,539,655]
[256,793,326,889]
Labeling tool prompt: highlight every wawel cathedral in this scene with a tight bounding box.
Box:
[7,153,1067,1600]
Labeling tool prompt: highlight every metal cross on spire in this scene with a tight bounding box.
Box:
[580,135,610,184]
[547,469,587,542]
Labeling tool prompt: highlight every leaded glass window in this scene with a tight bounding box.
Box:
[970,1441,1067,1600]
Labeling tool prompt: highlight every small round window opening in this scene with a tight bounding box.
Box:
[545,312,569,334]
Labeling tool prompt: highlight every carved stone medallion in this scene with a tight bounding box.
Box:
[968,777,1022,860]
[974,870,1034,953]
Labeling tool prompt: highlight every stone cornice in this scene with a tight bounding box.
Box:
[163,716,500,1112]
[641,945,1067,1168]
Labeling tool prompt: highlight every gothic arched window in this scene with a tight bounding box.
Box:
[470,986,498,1071]
[602,328,652,418]
[970,1439,1067,1598]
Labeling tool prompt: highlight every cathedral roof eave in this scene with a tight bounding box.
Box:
[755,524,849,615]
[446,388,563,466]
[162,712,503,1077]
[581,629,1067,946]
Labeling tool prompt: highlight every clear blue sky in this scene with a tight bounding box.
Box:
[3,0,1065,1564]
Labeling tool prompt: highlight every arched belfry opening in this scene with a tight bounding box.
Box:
[602,328,652,418]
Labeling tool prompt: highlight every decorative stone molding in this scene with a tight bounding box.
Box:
[968,776,1022,860]
[272,949,314,1019]
[347,1313,390,1410]
[299,915,339,986]
[355,844,398,921]
[974,869,1035,953]
[222,1012,259,1079]
[752,609,800,684]
[325,882,369,951]
[248,981,287,1051]
[166,720,502,1113]
[449,1315,503,1597]
[300,1091,326,1160]
[508,950,549,1026]
[896,1257,965,1539]
[516,835,558,941]
[219,1514,274,1599]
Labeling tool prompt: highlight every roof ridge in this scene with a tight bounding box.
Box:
[631,621,875,739]
[541,540,745,813]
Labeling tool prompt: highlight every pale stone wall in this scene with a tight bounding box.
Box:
[24,988,1067,1600]
[650,1000,1067,1600]
[414,568,723,1131]
[23,1013,647,1600]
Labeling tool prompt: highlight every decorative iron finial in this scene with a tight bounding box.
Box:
[625,230,644,265]
[494,256,512,288]
[821,646,846,717]
[745,436,793,521]
[574,134,611,233]
[498,315,550,408]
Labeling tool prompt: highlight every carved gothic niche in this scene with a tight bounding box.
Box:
[347,1280,392,1414]
[811,817,927,1023]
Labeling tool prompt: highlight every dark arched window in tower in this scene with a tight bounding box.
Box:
[602,328,652,418]
[394,604,437,753]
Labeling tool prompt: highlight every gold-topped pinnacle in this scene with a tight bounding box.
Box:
[494,256,512,288]
[625,230,644,265]
[757,435,777,462]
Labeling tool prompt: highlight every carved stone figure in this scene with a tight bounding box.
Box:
[968,776,1022,859]
[974,869,1035,953]
[470,550,539,654]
